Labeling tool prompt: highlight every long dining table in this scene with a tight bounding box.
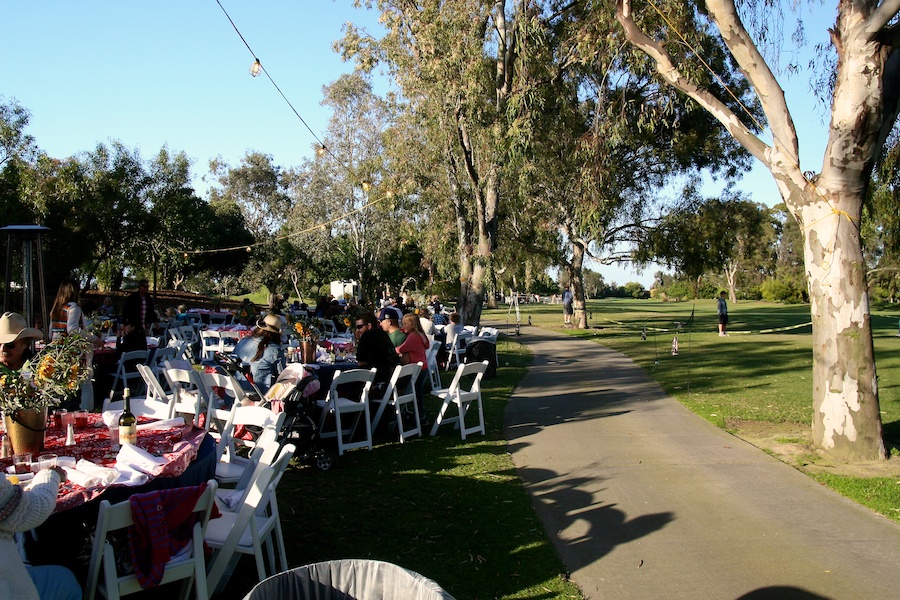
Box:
[5,412,217,581]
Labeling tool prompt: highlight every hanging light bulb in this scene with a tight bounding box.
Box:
[246,246,252,252]
[249,59,262,77]
[361,181,371,192]
[316,145,326,157]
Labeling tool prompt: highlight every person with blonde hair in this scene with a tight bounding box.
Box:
[396,312,430,425]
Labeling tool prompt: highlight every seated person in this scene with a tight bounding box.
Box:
[98,296,116,317]
[378,308,407,347]
[354,311,399,389]
[0,466,82,600]
[233,314,284,396]
[417,306,435,337]
[0,312,42,375]
[445,312,464,349]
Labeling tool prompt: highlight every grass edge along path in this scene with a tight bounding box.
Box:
[236,338,584,600]
[491,299,900,526]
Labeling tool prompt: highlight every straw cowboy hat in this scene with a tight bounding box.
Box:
[256,313,283,334]
[0,312,43,344]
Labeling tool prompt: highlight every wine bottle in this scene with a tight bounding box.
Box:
[119,387,137,445]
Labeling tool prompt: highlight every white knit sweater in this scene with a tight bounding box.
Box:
[0,470,60,600]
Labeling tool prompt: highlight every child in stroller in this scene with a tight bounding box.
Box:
[207,353,337,470]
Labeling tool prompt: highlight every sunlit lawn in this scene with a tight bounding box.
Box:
[220,337,582,600]
[483,297,900,522]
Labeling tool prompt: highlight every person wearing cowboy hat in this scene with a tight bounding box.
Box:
[232,313,285,396]
[0,312,43,374]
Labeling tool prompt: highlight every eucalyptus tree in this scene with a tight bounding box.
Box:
[208,151,293,306]
[617,0,900,460]
[285,73,396,303]
[508,1,753,328]
[341,0,526,325]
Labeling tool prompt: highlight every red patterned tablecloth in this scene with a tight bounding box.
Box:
[2,412,207,512]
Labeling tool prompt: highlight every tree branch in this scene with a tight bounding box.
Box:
[866,0,900,37]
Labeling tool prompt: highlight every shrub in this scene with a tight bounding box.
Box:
[760,278,805,304]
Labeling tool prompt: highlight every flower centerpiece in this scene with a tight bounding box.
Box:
[289,316,323,363]
[0,332,93,454]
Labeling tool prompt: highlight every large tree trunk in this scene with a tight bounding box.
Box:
[616,0,896,460]
[571,241,588,329]
[793,186,884,460]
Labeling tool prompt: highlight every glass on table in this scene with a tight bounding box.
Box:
[12,453,32,474]
[74,410,89,428]
[108,425,120,451]
[37,453,57,469]
[53,409,68,429]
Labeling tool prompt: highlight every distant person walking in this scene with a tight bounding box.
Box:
[562,285,574,326]
[717,291,729,337]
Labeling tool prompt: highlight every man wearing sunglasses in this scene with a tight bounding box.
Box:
[354,311,400,388]
[0,312,43,374]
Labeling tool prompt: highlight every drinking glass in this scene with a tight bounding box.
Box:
[12,453,31,474]
[108,425,120,451]
[74,410,89,428]
[37,453,57,469]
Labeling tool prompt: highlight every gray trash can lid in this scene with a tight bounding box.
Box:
[242,559,456,600]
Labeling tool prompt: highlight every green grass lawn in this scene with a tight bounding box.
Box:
[222,338,582,600]
[487,298,900,523]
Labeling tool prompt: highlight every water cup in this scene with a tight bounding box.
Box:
[12,453,31,474]
[74,410,89,428]
[108,425,120,451]
[62,410,75,429]
[54,409,68,429]
[37,453,57,469]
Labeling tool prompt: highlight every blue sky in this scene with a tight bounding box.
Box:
[1,2,835,288]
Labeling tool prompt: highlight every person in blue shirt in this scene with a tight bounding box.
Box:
[233,313,284,396]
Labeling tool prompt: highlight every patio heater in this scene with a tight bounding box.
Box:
[2,225,50,339]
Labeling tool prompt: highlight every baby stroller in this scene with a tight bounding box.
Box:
[206,353,337,471]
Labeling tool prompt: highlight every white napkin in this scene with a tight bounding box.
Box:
[62,459,119,488]
[101,410,122,427]
[115,443,167,476]
[136,417,184,431]
[111,464,149,486]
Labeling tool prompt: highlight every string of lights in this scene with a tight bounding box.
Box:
[181,1,386,257]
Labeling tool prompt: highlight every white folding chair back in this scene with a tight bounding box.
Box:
[215,405,285,485]
[84,480,218,600]
[166,339,187,361]
[446,332,471,370]
[315,368,376,456]
[206,462,276,598]
[162,363,206,428]
[219,331,241,354]
[430,360,488,440]
[196,371,247,439]
[426,339,441,391]
[214,422,281,488]
[149,346,177,377]
[110,350,149,395]
[135,364,176,417]
[372,362,423,443]
[200,330,223,361]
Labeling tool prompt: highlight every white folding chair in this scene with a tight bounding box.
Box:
[214,426,282,508]
[110,350,149,395]
[148,346,177,379]
[219,330,241,354]
[84,480,218,600]
[371,362,423,443]
[446,332,471,370]
[426,339,442,391]
[135,364,175,416]
[196,370,251,439]
[163,362,206,428]
[215,405,285,485]
[430,360,489,440]
[206,445,295,592]
[315,368,376,456]
[200,330,223,361]
[101,388,173,420]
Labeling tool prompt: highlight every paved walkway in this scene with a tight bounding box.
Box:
[504,327,900,600]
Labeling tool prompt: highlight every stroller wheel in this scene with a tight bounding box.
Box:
[314,449,336,471]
